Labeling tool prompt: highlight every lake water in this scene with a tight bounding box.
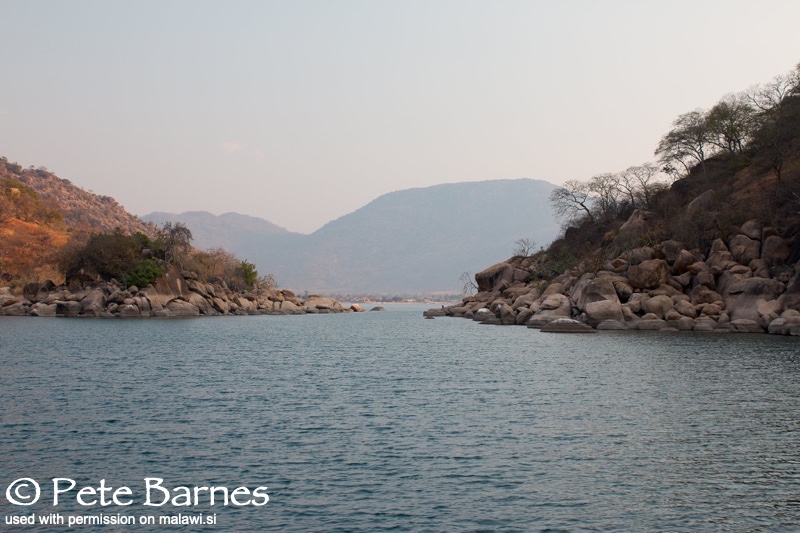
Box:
[1,305,799,531]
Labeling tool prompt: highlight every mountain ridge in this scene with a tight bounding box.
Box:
[143,178,561,293]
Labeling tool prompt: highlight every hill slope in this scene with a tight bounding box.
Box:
[144,179,561,293]
[0,157,156,284]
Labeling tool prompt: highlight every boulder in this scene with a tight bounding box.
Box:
[612,280,634,301]
[749,259,771,279]
[515,307,535,325]
[2,303,29,316]
[628,259,670,290]
[349,304,364,313]
[728,234,761,265]
[725,278,786,322]
[30,302,56,317]
[618,210,657,239]
[672,250,698,275]
[740,220,762,240]
[540,318,597,333]
[119,304,141,317]
[585,300,624,327]
[570,276,620,311]
[512,293,536,310]
[165,299,201,317]
[757,299,782,327]
[642,294,674,319]
[304,295,344,313]
[691,285,724,306]
[627,246,655,266]
[473,308,494,322]
[656,240,686,265]
[186,292,214,315]
[685,189,716,219]
[667,316,696,331]
[498,303,516,325]
[424,308,447,317]
[540,282,565,298]
[730,319,764,333]
[634,318,669,330]
[694,270,717,290]
[761,236,791,265]
[143,265,191,307]
[370,306,386,312]
[211,297,230,314]
[674,299,697,318]
[56,300,82,317]
[475,262,514,292]
[596,319,628,330]
[672,272,691,288]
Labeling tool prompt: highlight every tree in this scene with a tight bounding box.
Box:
[655,109,712,178]
[513,238,537,257]
[549,180,595,225]
[157,222,193,267]
[618,163,663,209]
[705,94,755,155]
[746,68,800,112]
[458,271,477,298]
[588,173,625,222]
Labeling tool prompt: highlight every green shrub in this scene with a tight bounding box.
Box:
[123,259,164,289]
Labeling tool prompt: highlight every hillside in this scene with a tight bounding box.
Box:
[0,157,156,285]
[144,179,561,294]
[429,63,800,335]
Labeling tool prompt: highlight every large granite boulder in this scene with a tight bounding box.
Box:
[570,276,620,311]
[642,294,674,319]
[761,236,791,265]
[585,300,624,327]
[475,262,514,293]
[165,299,201,317]
[672,250,698,275]
[729,234,761,265]
[144,265,191,307]
[685,189,715,219]
[725,278,786,322]
[304,295,344,312]
[56,300,82,317]
[628,259,669,290]
[656,240,686,265]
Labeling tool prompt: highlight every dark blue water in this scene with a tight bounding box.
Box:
[1,305,799,531]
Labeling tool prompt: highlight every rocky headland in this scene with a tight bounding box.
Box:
[0,266,355,318]
[426,215,800,336]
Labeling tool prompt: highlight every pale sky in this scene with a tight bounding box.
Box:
[1,0,798,233]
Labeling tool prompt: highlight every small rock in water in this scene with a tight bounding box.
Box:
[540,318,596,333]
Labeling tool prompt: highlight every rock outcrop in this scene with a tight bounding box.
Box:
[0,269,348,318]
[425,217,799,335]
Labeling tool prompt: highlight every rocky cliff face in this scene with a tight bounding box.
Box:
[0,266,354,318]
[427,215,800,336]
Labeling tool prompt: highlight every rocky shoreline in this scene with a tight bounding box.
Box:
[0,266,358,317]
[426,216,800,336]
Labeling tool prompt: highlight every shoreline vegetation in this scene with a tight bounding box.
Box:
[427,63,800,336]
[0,265,358,317]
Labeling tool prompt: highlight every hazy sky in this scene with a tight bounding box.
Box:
[1,1,798,233]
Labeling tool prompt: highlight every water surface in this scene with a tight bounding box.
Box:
[1,306,798,531]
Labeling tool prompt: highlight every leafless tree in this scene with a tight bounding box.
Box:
[746,69,800,112]
[549,180,595,224]
[458,271,477,298]
[513,238,537,257]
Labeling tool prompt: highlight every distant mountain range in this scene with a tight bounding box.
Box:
[142,179,560,293]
